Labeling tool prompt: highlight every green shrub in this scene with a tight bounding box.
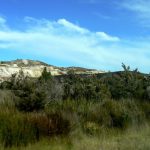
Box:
[78,100,129,129]
[15,91,46,112]
[121,100,146,126]
[102,100,130,128]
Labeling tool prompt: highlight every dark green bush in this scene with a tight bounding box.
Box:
[15,91,46,112]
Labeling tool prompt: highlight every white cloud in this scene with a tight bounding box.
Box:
[120,0,150,26]
[57,19,89,34]
[96,32,120,42]
[0,16,149,72]
[0,17,8,30]
[0,17,6,24]
[122,0,150,15]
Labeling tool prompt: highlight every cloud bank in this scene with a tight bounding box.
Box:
[0,16,150,72]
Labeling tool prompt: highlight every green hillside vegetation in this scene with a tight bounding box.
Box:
[0,64,150,149]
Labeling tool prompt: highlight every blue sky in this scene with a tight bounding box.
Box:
[0,0,150,72]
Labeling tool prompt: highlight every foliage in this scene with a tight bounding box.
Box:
[39,67,52,82]
[0,64,150,148]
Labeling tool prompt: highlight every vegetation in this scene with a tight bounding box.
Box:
[0,65,150,149]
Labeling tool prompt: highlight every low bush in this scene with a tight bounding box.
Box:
[15,91,46,112]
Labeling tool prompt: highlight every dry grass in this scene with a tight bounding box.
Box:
[1,124,150,150]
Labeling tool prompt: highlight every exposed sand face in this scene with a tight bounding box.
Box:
[0,60,105,82]
[0,65,63,82]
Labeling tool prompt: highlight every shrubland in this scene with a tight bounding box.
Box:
[0,64,150,149]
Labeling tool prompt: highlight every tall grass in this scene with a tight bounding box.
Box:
[1,124,150,150]
[0,98,71,147]
[0,96,149,148]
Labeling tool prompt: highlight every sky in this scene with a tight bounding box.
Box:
[0,0,150,73]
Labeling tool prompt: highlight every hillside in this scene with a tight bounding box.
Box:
[0,59,105,82]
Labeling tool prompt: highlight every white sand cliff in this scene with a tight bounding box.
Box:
[0,59,105,82]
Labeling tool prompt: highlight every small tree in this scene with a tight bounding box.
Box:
[39,67,52,82]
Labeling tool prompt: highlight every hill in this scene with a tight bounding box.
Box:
[0,59,105,82]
